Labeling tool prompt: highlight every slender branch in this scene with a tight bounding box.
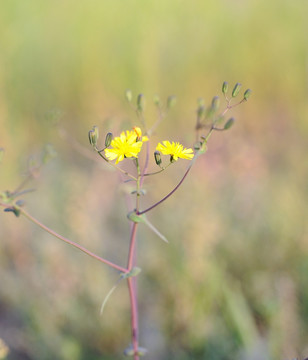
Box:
[137,165,192,215]
[138,128,214,216]
[143,162,172,177]
[96,150,137,181]
[19,207,128,273]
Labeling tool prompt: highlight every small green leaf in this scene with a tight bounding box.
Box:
[121,267,142,279]
[100,284,118,316]
[137,347,148,356]
[142,216,168,243]
[127,211,145,223]
[123,346,148,357]
[123,347,134,356]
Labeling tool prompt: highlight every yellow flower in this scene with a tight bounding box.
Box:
[105,127,148,164]
[156,141,194,161]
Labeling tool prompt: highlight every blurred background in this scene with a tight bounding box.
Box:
[1,0,308,359]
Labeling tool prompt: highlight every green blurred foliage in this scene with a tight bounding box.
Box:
[1,0,308,359]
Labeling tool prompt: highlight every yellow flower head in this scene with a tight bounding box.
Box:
[105,127,148,164]
[156,141,194,161]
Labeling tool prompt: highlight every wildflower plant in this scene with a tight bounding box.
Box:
[0,82,251,359]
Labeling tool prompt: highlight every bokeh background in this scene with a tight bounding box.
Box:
[1,1,308,359]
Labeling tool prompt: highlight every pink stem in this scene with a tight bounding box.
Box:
[128,277,139,360]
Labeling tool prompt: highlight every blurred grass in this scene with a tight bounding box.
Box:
[1,0,308,359]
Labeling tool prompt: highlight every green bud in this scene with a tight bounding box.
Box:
[194,141,202,150]
[42,144,57,164]
[197,105,206,118]
[105,132,113,147]
[137,93,145,112]
[153,94,161,107]
[88,126,99,147]
[154,151,162,166]
[232,83,242,98]
[0,148,4,163]
[222,81,228,95]
[125,89,132,103]
[93,125,99,140]
[170,155,177,163]
[211,96,220,111]
[15,199,25,207]
[197,97,205,107]
[88,130,96,147]
[167,95,177,109]
[243,89,252,101]
[224,117,235,130]
[4,206,21,217]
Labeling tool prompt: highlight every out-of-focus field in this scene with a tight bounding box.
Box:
[1,1,308,359]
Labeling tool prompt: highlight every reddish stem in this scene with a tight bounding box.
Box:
[127,277,139,359]
[127,222,138,270]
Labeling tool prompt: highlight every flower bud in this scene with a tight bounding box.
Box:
[170,155,177,163]
[4,206,21,217]
[105,132,113,147]
[222,81,228,95]
[243,89,252,101]
[211,96,220,111]
[167,95,177,109]
[0,148,4,163]
[15,199,25,207]
[88,126,99,147]
[125,89,132,103]
[194,141,202,150]
[224,117,235,130]
[197,105,205,118]
[88,130,96,147]
[93,125,99,140]
[232,83,242,98]
[137,93,145,112]
[153,94,161,107]
[42,144,57,164]
[154,151,162,166]
[197,97,205,106]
